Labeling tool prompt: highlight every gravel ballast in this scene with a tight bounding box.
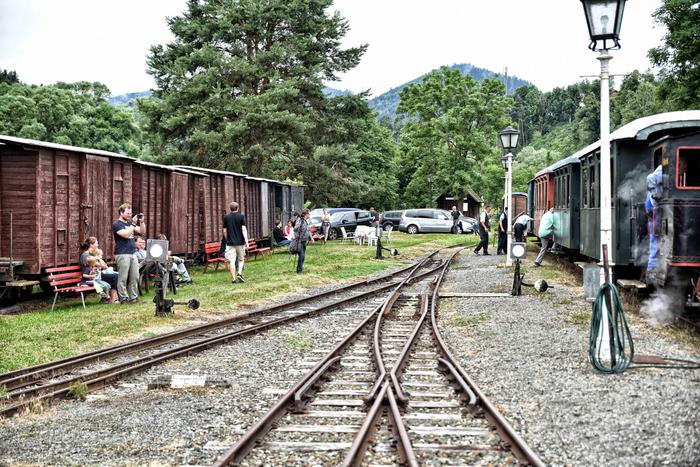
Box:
[1,252,698,466]
[439,251,700,466]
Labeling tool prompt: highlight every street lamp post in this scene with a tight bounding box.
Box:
[499,125,519,267]
[580,0,626,363]
[427,174,433,208]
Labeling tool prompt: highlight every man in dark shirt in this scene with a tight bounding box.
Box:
[451,206,461,233]
[113,203,145,304]
[223,201,248,285]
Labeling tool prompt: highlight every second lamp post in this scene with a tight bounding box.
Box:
[499,125,519,266]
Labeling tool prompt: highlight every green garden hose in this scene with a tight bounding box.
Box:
[589,282,634,373]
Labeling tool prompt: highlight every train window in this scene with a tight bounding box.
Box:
[677,148,700,188]
[653,146,663,169]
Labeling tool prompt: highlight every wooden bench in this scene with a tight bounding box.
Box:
[203,241,229,273]
[247,238,272,259]
[45,265,96,311]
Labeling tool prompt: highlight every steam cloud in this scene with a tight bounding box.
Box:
[639,289,681,325]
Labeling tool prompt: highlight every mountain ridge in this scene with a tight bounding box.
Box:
[108,63,533,121]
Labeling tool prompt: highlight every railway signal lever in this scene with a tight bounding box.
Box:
[510,242,526,295]
[375,224,399,260]
[147,239,200,317]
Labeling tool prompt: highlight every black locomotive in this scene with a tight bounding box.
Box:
[527,111,700,305]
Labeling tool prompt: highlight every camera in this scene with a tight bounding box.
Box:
[137,213,144,219]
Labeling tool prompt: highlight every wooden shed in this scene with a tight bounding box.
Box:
[435,189,483,218]
[0,135,134,275]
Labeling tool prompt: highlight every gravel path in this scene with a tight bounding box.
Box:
[439,251,700,467]
[1,252,698,466]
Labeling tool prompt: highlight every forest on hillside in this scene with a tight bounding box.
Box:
[0,0,697,209]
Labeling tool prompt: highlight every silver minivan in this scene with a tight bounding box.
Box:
[399,208,474,234]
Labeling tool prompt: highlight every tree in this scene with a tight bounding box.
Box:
[140,0,389,206]
[0,69,19,85]
[0,81,141,155]
[648,0,700,108]
[396,67,512,207]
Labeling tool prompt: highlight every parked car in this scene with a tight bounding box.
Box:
[311,210,374,240]
[380,210,403,231]
[399,208,475,234]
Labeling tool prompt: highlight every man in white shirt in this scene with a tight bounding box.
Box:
[513,213,533,242]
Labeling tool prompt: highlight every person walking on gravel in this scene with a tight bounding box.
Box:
[473,206,492,256]
[534,206,555,267]
[223,202,248,285]
[451,206,461,233]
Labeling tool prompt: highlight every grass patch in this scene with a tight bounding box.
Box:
[568,310,591,325]
[67,380,88,401]
[452,312,490,327]
[283,331,312,352]
[0,386,8,397]
[0,232,476,373]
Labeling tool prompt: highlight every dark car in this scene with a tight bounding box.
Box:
[309,207,359,226]
[311,210,373,240]
[380,210,403,231]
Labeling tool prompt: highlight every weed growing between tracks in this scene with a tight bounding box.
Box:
[0,233,476,373]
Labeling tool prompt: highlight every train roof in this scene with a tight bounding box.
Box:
[531,111,700,179]
[0,134,135,161]
[173,165,302,187]
[133,160,209,176]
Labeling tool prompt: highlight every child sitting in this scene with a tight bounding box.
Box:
[93,248,118,303]
[83,256,114,303]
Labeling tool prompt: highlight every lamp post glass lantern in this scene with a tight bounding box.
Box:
[580,0,626,50]
[499,125,519,267]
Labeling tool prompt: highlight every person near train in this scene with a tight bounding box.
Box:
[112,204,144,304]
[223,201,248,286]
[156,233,192,284]
[497,207,508,255]
[534,206,555,267]
[79,237,118,303]
[513,213,533,243]
[284,219,295,241]
[82,256,114,303]
[473,206,492,256]
[645,165,663,277]
[273,221,291,247]
[294,209,315,274]
[451,206,461,233]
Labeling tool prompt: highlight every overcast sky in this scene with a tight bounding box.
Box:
[0,0,665,97]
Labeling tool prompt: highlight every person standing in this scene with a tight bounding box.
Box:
[223,202,248,285]
[113,203,144,304]
[473,206,492,256]
[369,207,380,227]
[294,209,314,273]
[497,207,508,255]
[320,208,331,242]
[513,213,533,243]
[534,206,555,267]
[451,206,461,233]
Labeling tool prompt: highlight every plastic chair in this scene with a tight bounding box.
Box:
[340,227,354,243]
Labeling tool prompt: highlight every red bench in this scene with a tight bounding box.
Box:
[247,238,272,260]
[45,265,96,311]
[203,241,229,273]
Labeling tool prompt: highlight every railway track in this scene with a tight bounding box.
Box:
[215,249,544,466]
[0,255,445,417]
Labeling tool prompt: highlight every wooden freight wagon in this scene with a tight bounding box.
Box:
[174,166,248,245]
[0,135,134,281]
[131,161,206,257]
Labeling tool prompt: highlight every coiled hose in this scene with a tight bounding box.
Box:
[589,282,634,373]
